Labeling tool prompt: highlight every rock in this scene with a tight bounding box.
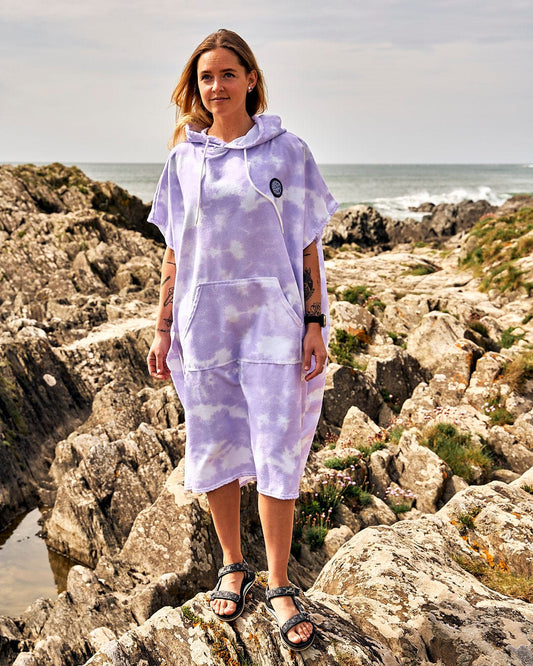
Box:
[463,351,507,409]
[329,299,389,344]
[382,294,432,335]
[368,448,394,499]
[323,525,354,558]
[311,478,533,665]
[406,312,466,374]
[323,199,495,251]
[440,474,470,505]
[117,467,218,595]
[365,346,426,406]
[322,363,384,427]
[85,580,399,666]
[390,429,451,513]
[336,405,383,448]
[335,502,363,534]
[424,338,484,406]
[487,426,533,474]
[324,205,391,249]
[44,381,185,566]
[12,654,38,666]
[358,495,397,527]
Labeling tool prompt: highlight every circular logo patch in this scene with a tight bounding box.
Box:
[269,178,283,198]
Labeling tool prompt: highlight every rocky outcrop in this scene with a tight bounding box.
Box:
[325,198,498,251]
[83,469,533,666]
[0,163,164,530]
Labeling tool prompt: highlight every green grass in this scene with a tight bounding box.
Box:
[521,484,533,494]
[358,440,387,458]
[324,454,362,470]
[387,331,407,348]
[500,327,525,349]
[409,264,437,276]
[342,285,372,305]
[484,395,515,425]
[461,207,533,293]
[422,423,494,483]
[389,502,412,514]
[386,425,405,444]
[329,328,365,367]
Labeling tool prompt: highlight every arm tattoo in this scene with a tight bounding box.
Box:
[305,302,322,316]
[163,316,173,328]
[163,287,174,307]
[303,267,315,303]
[166,260,176,266]
[157,328,170,333]
[161,276,170,286]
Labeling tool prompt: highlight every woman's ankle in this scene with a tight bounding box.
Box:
[268,574,291,588]
[222,552,244,566]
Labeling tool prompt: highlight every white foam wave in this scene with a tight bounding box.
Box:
[373,186,507,220]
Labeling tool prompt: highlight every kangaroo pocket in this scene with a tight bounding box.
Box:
[181,277,303,371]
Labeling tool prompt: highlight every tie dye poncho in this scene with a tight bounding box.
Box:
[148,114,337,499]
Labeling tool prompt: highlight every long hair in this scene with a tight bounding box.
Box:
[169,29,267,146]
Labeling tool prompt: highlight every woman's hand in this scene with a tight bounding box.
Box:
[147,331,172,380]
[302,324,327,382]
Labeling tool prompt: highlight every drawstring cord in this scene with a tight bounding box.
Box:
[194,137,210,226]
[244,148,284,234]
[194,140,284,234]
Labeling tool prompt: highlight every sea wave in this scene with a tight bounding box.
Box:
[372,186,508,220]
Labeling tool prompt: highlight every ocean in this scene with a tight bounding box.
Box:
[72,162,533,220]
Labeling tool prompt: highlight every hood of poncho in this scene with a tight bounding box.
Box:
[185,114,286,150]
[185,114,288,230]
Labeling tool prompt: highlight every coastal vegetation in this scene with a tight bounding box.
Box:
[421,423,494,483]
[461,206,533,294]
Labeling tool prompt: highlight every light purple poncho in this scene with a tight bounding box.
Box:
[148,114,337,499]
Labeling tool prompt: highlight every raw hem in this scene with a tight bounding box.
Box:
[256,486,300,500]
[184,474,300,500]
[184,471,257,495]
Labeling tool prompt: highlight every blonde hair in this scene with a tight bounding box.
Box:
[169,29,267,147]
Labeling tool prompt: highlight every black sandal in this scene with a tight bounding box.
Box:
[209,560,255,622]
[265,585,316,651]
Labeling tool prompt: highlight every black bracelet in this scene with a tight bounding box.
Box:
[304,314,327,327]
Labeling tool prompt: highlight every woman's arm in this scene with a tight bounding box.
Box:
[302,240,327,382]
[147,247,176,380]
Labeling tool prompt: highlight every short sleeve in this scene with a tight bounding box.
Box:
[147,153,184,250]
[301,142,338,248]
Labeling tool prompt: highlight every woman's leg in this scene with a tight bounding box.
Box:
[207,479,244,617]
[258,494,314,644]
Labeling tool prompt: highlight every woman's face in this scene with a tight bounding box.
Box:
[197,47,257,121]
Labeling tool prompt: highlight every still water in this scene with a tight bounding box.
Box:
[0,508,74,617]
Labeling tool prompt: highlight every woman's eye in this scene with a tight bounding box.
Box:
[224,72,235,78]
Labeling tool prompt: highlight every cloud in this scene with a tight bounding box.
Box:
[1,0,532,162]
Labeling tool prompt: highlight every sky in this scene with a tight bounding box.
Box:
[1,0,532,164]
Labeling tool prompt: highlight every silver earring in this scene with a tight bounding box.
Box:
[248,86,252,92]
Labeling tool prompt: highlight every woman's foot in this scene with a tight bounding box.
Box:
[265,582,315,649]
[209,561,255,622]
[210,569,244,617]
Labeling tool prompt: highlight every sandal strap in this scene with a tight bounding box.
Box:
[281,611,311,635]
[217,560,249,578]
[265,585,300,601]
[210,589,240,603]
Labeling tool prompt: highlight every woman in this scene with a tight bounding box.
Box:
[147,29,337,651]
